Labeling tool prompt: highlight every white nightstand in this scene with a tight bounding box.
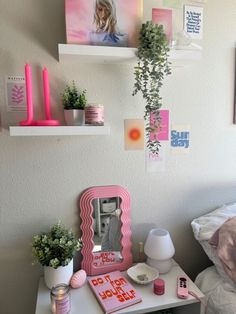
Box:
[35,263,204,314]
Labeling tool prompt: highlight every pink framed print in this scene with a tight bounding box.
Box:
[80,185,132,275]
[65,0,142,47]
[152,8,172,43]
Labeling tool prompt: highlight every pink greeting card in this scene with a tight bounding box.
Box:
[150,110,169,141]
[65,0,142,47]
[152,8,172,43]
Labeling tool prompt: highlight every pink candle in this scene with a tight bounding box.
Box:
[25,63,33,121]
[42,67,51,120]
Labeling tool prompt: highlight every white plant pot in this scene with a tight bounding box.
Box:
[44,259,73,289]
[64,109,85,126]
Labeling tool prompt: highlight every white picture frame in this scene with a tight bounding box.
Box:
[184,5,203,40]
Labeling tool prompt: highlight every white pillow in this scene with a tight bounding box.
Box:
[191,203,236,241]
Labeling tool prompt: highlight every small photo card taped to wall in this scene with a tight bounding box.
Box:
[124,119,144,150]
[184,5,203,40]
[171,125,190,154]
[150,110,169,142]
[5,76,26,112]
[146,144,166,173]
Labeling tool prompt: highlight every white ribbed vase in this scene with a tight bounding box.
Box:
[44,259,73,289]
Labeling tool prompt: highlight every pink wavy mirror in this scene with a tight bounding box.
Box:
[80,185,132,275]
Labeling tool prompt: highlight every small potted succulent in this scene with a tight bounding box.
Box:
[32,222,82,289]
[62,81,87,125]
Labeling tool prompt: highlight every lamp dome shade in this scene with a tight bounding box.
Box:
[144,228,175,260]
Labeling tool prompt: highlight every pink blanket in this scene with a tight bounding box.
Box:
[209,216,236,283]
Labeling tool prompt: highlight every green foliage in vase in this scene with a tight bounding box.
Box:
[62,81,87,110]
[133,21,171,155]
[32,222,82,269]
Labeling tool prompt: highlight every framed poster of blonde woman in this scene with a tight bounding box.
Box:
[65,0,143,47]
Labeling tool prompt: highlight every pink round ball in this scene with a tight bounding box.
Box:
[70,269,87,289]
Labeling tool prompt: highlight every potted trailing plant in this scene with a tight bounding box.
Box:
[62,81,87,125]
[133,21,171,155]
[32,222,82,289]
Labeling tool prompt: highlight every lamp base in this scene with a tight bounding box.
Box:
[147,258,173,274]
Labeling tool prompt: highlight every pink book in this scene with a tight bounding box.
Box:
[152,8,172,43]
[88,270,142,314]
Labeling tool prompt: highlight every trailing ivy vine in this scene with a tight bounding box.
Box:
[133,21,171,155]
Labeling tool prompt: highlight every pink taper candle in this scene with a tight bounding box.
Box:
[42,67,51,120]
[25,63,33,121]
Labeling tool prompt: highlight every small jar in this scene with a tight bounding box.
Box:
[154,278,165,295]
[50,284,71,314]
[85,104,104,126]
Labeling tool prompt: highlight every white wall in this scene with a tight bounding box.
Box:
[1,0,236,313]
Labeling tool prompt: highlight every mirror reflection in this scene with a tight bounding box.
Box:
[92,197,122,257]
[80,185,132,275]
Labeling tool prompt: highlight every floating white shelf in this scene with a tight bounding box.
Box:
[58,44,137,63]
[9,125,110,137]
[58,44,202,66]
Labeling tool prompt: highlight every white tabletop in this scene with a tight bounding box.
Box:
[35,263,204,314]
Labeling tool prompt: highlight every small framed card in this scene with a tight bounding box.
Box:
[5,76,26,112]
[184,5,203,40]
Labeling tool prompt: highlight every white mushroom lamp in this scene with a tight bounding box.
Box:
[144,228,175,274]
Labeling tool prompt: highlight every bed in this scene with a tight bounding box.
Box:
[191,203,236,314]
[195,265,236,314]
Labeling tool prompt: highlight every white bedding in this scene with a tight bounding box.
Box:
[195,266,236,314]
[191,203,236,286]
[191,203,236,241]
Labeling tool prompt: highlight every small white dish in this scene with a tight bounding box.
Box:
[127,263,159,285]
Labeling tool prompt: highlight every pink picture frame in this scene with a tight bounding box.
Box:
[80,185,133,275]
[152,8,172,43]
